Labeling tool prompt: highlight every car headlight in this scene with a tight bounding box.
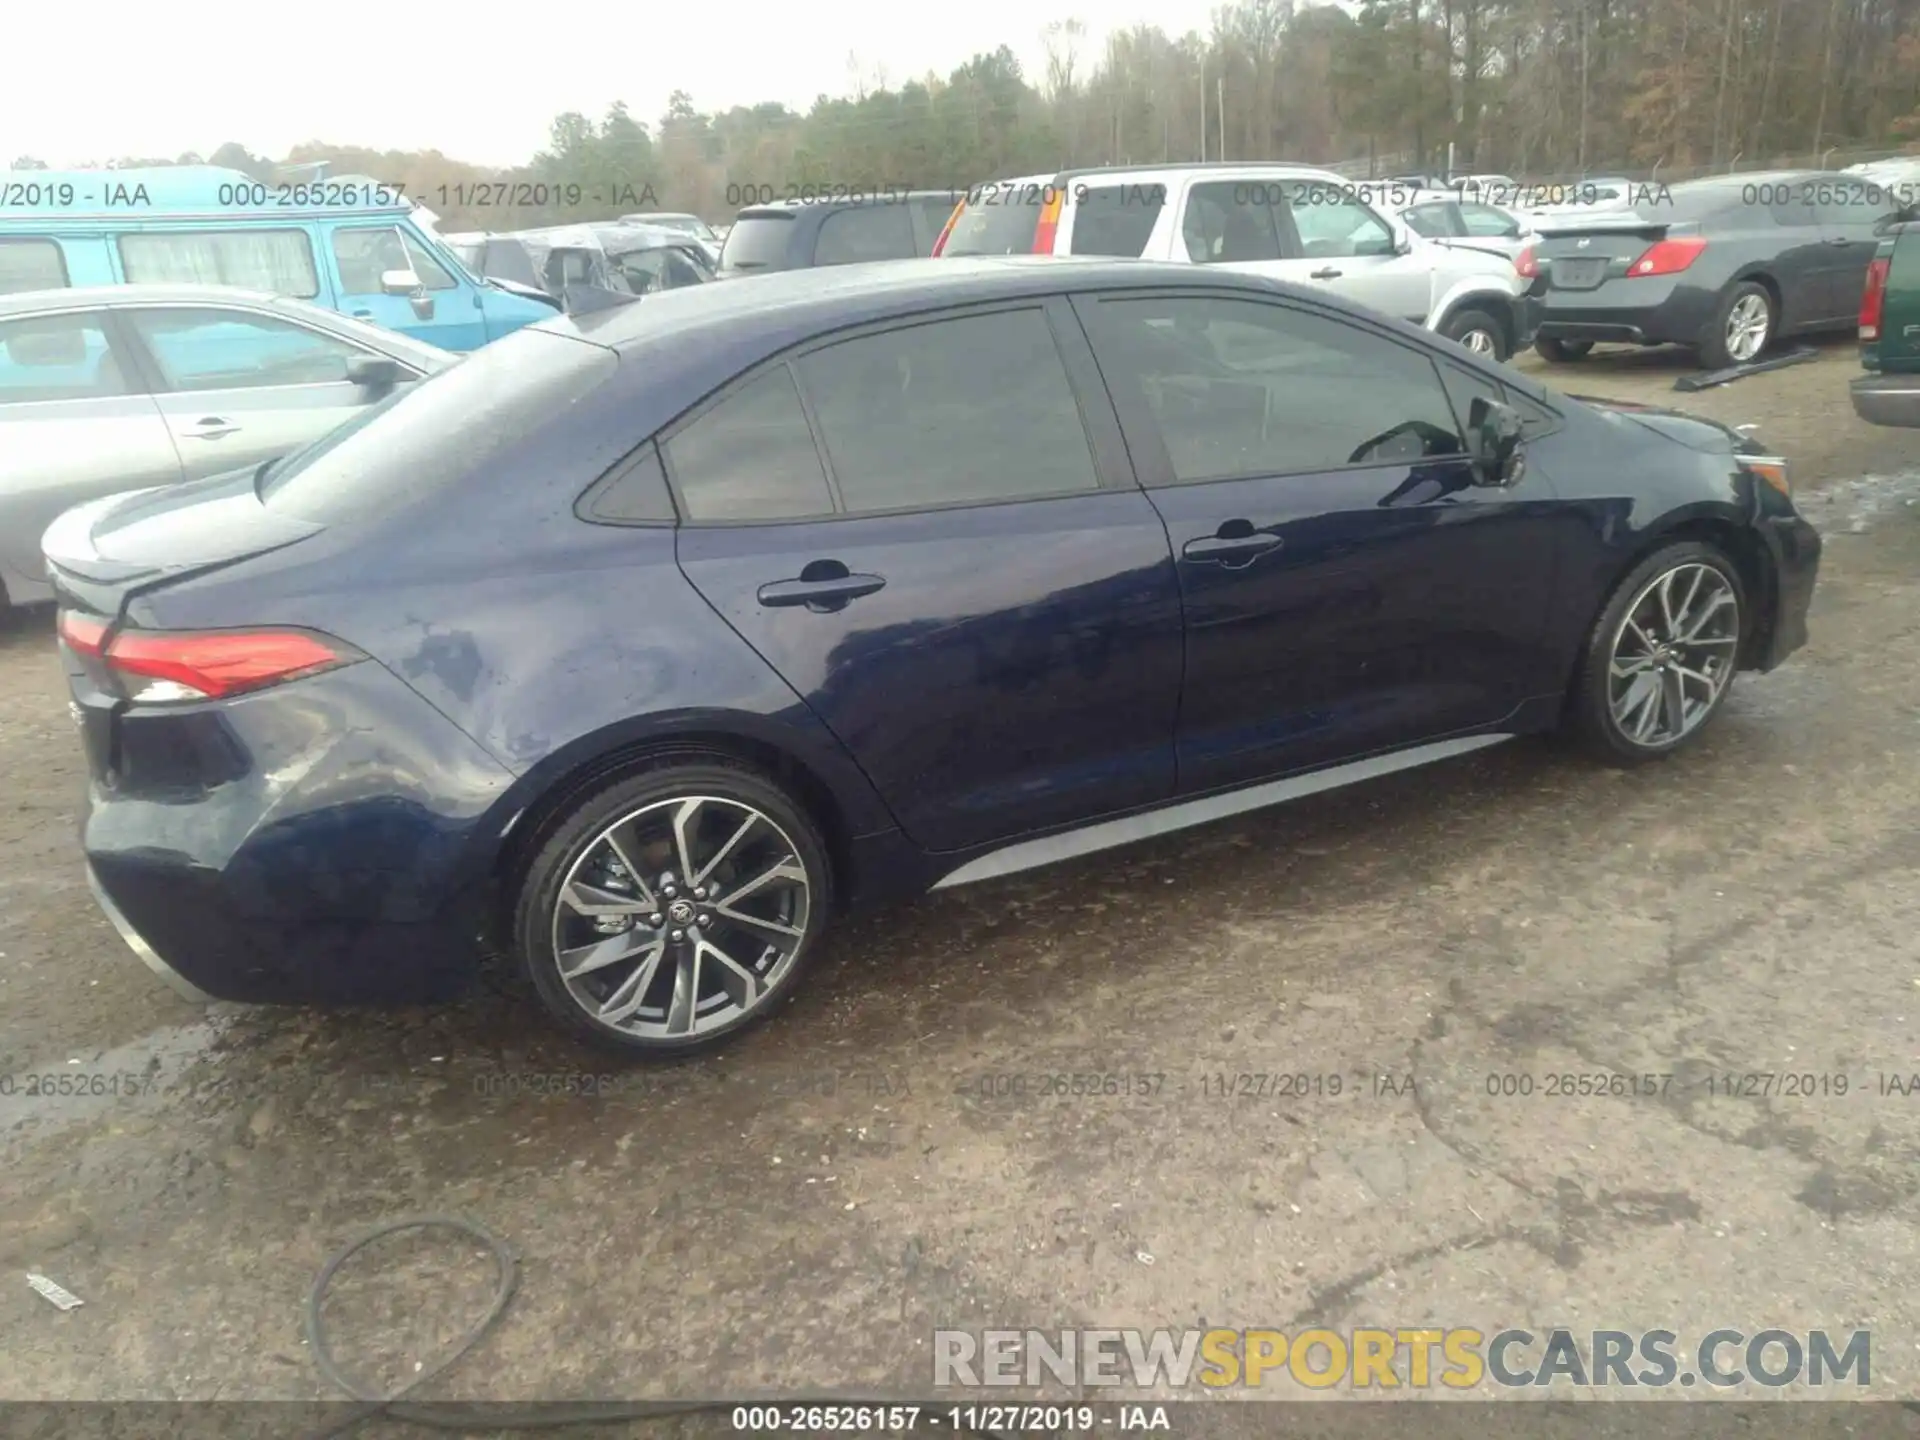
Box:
[1743,456,1790,497]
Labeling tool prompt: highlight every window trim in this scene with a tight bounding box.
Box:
[648,297,1129,529]
[0,236,72,294]
[115,228,321,299]
[111,301,392,396]
[1068,285,1524,490]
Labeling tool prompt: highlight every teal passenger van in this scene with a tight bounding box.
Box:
[0,166,559,350]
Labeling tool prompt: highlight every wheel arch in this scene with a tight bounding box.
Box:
[1430,287,1516,351]
[1560,507,1776,716]
[475,713,890,940]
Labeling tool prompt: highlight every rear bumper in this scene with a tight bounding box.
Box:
[1512,290,1543,349]
[1533,279,1712,349]
[87,864,213,1003]
[1850,372,1920,429]
[79,662,520,1006]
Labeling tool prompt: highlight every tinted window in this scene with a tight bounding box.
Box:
[611,245,710,293]
[127,308,369,391]
[795,309,1099,513]
[119,230,319,297]
[719,214,796,272]
[811,204,916,265]
[1181,182,1284,263]
[1438,361,1501,434]
[667,366,834,522]
[0,239,69,295]
[1402,202,1457,238]
[938,187,1046,256]
[0,312,126,404]
[1458,203,1520,238]
[1068,184,1167,257]
[1089,295,1465,481]
[1286,184,1396,258]
[587,442,677,523]
[259,329,617,523]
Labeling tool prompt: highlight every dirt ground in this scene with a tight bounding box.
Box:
[4,336,1920,1432]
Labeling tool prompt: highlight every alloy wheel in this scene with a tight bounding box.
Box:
[549,795,812,1040]
[1724,293,1771,363]
[1461,327,1497,356]
[1607,562,1741,748]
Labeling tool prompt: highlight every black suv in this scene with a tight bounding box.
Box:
[717,192,964,276]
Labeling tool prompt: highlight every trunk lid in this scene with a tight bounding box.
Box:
[42,465,321,620]
[1533,215,1676,291]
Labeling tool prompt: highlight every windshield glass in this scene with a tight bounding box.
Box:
[258,329,616,522]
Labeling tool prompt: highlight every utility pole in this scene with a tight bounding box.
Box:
[1218,77,1226,162]
[1199,61,1207,161]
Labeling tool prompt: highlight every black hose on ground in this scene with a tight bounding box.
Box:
[302,1214,1009,1439]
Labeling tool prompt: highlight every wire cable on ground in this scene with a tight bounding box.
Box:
[303,1214,1009,1440]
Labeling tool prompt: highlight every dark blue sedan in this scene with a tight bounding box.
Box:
[44,258,1821,1055]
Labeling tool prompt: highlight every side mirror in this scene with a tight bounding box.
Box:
[380,269,423,297]
[345,355,402,390]
[1466,398,1527,486]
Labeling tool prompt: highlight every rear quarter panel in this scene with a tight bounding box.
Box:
[126,352,903,893]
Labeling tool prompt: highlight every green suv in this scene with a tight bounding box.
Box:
[1853,219,1920,427]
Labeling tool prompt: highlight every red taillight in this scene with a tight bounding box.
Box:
[101,628,355,703]
[1514,244,1539,279]
[931,198,962,258]
[1861,256,1890,341]
[57,610,107,657]
[1626,236,1708,277]
[1031,189,1064,255]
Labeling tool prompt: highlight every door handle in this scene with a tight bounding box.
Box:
[1310,267,1343,279]
[351,308,375,318]
[1824,236,1852,246]
[757,572,886,609]
[181,417,239,440]
[1183,531,1282,564]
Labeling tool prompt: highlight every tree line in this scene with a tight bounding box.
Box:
[12,0,1920,232]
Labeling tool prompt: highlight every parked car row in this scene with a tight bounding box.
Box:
[445,221,714,304]
[0,166,560,350]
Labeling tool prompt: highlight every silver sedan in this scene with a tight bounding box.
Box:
[0,284,452,609]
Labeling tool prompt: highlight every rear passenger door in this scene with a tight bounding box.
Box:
[809,204,917,266]
[0,308,181,591]
[1072,289,1562,792]
[671,300,1185,852]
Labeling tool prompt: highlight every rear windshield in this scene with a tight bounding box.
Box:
[1068,184,1167,257]
[719,214,796,272]
[940,184,1051,256]
[258,328,616,523]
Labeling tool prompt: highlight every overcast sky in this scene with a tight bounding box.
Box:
[6,0,1240,171]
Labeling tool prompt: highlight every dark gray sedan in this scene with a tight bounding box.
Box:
[0,284,451,609]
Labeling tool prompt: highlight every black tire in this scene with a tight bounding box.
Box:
[1533,336,1594,363]
[1568,541,1747,765]
[1699,280,1775,370]
[512,757,834,1057]
[1440,306,1509,361]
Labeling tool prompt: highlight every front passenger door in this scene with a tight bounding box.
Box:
[672,301,1185,852]
[122,306,415,479]
[1072,289,1562,793]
